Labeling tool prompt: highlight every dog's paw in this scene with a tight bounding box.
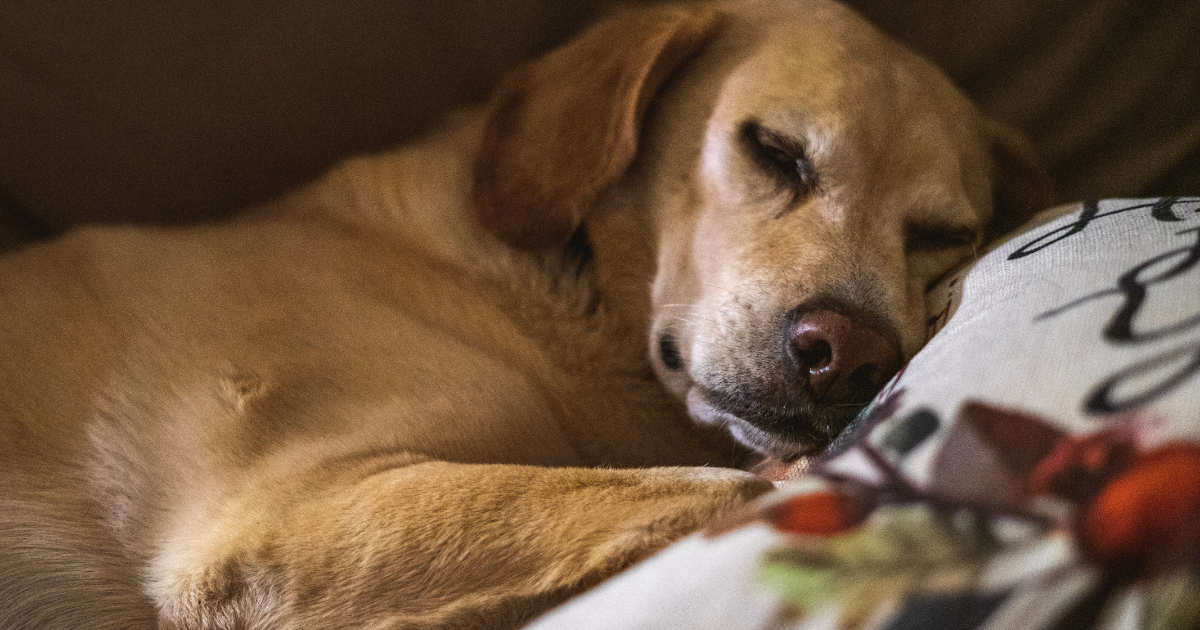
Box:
[575,467,772,577]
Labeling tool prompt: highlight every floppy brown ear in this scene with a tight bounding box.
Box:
[473,6,720,250]
[985,118,1055,237]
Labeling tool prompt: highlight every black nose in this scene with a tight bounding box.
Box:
[788,309,901,403]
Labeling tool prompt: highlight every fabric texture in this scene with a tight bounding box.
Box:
[525,198,1200,630]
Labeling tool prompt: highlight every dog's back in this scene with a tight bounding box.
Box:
[0,119,743,627]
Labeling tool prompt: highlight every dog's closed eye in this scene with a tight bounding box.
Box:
[906,223,979,290]
[904,223,977,253]
[740,121,818,203]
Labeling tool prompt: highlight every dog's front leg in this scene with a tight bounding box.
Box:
[151,459,771,630]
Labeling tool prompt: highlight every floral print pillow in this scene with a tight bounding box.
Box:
[526,198,1200,630]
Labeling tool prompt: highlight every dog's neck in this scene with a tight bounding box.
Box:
[281,114,742,468]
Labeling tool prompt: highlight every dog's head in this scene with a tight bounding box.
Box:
[473,0,1051,460]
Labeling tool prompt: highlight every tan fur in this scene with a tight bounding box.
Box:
[0,1,1049,628]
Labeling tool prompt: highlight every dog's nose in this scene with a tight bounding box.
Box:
[788,309,901,404]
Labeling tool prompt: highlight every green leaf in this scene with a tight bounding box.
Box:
[1144,570,1200,630]
[759,506,992,628]
[758,561,836,613]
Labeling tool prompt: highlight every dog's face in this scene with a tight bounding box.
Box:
[474,0,1050,461]
[644,6,1009,460]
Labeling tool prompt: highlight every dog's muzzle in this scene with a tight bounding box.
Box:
[680,307,901,460]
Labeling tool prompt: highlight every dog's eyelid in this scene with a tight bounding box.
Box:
[904,223,978,252]
[753,125,805,159]
[739,120,819,198]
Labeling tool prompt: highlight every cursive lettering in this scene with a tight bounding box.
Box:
[1009,197,1200,260]
[1036,221,1200,415]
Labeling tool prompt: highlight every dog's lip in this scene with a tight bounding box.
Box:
[685,385,823,461]
[684,385,720,426]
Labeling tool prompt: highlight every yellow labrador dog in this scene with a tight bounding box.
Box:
[0,1,1049,628]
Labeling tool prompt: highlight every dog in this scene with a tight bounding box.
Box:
[0,0,1050,628]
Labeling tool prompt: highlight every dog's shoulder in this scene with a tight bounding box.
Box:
[268,110,513,271]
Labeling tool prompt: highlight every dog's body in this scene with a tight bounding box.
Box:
[0,1,1049,628]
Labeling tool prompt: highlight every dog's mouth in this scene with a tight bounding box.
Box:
[685,384,865,461]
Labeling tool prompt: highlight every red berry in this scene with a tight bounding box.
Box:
[1027,429,1137,502]
[1078,443,1200,573]
[766,490,871,536]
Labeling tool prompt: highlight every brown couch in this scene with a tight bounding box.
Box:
[1,0,1197,250]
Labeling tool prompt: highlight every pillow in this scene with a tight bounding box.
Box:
[525,197,1200,630]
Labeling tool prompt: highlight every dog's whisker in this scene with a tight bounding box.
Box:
[667,314,718,327]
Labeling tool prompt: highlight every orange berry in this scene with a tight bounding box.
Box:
[1078,443,1200,573]
[766,490,871,537]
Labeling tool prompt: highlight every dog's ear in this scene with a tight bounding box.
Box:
[473,7,720,250]
[985,118,1054,237]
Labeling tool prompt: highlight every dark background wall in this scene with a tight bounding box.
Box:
[1,0,1197,249]
[847,0,1200,204]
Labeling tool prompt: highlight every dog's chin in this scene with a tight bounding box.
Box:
[685,386,855,462]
